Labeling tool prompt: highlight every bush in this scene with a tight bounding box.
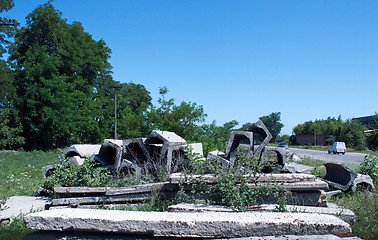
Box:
[331,191,378,240]
[43,157,114,190]
[183,146,282,211]
[359,155,378,182]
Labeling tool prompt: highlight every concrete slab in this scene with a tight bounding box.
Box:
[168,203,355,224]
[24,208,351,238]
[0,196,50,222]
[224,235,361,240]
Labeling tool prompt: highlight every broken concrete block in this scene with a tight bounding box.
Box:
[68,156,85,166]
[352,174,375,191]
[225,131,254,159]
[265,146,287,167]
[94,139,123,168]
[290,152,302,162]
[121,138,151,174]
[64,144,101,158]
[1,196,50,223]
[24,208,351,238]
[41,164,57,178]
[281,162,315,174]
[207,150,229,167]
[187,143,204,158]
[247,120,272,158]
[322,163,358,192]
[145,130,187,162]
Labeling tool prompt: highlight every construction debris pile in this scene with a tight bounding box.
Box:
[39,119,374,208]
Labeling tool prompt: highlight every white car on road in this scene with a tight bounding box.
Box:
[328,142,346,155]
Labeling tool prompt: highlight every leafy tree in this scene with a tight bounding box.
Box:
[116,82,152,139]
[193,120,239,155]
[259,112,284,142]
[148,86,206,141]
[338,119,366,150]
[293,116,344,145]
[0,0,24,149]
[9,3,114,149]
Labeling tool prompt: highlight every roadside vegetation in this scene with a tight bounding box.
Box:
[291,154,377,240]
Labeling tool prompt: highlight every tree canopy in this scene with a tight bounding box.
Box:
[9,3,114,149]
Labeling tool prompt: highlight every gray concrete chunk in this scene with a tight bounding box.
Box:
[322,163,358,191]
[281,162,315,174]
[1,196,50,222]
[64,144,101,158]
[24,208,351,238]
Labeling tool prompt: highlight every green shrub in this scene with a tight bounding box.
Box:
[331,190,377,240]
[359,155,378,182]
[43,157,114,190]
[183,146,282,211]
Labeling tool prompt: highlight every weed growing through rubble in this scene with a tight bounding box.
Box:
[43,157,114,190]
[182,146,284,212]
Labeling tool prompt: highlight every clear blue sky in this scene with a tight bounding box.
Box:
[5,0,378,135]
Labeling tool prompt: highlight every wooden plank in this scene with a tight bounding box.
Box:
[169,173,317,184]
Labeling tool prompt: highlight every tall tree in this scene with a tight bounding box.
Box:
[148,86,206,141]
[0,0,25,150]
[116,82,152,139]
[9,3,114,149]
[339,119,366,149]
[259,112,284,142]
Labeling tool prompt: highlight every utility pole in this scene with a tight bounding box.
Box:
[314,127,317,146]
[113,85,122,139]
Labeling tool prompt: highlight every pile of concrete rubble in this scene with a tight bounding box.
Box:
[41,120,374,195]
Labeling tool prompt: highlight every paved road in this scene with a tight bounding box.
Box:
[289,148,367,164]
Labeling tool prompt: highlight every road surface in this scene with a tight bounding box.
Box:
[289,148,367,164]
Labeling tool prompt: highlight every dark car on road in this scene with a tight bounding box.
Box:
[277,142,289,149]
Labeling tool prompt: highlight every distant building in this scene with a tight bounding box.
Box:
[296,134,326,146]
[352,115,376,129]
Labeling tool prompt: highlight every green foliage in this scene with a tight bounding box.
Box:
[148,86,207,141]
[0,108,24,149]
[183,146,279,212]
[193,120,238,155]
[275,134,290,144]
[293,116,344,145]
[43,157,113,190]
[0,214,36,240]
[359,155,378,182]
[9,3,114,149]
[339,119,366,149]
[331,191,378,240]
[258,112,284,142]
[115,82,152,139]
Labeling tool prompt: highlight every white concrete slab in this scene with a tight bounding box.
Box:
[24,208,351,238]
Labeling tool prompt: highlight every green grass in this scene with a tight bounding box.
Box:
[0,150,60,199]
